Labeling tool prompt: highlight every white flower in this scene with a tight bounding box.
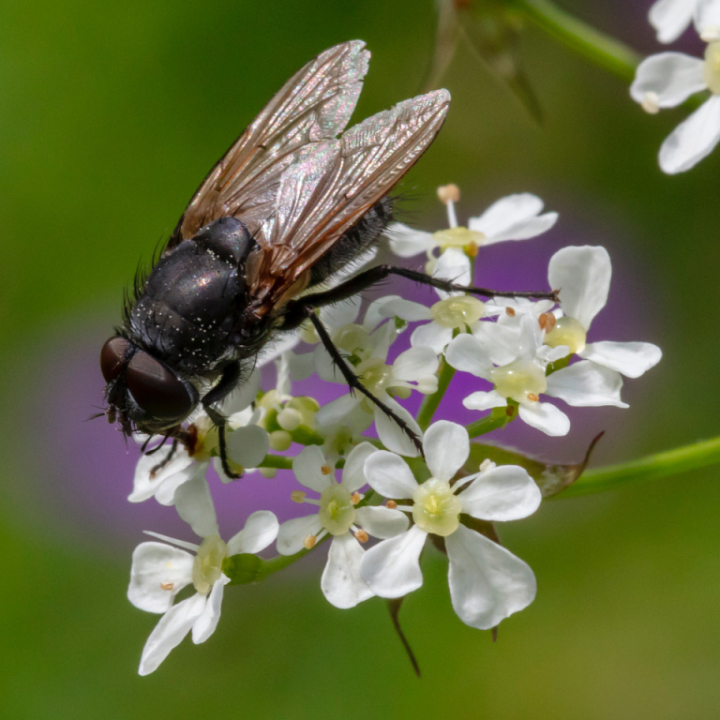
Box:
[631,39,720,173]
[546,246,662,381]
[314,310,439,457]
[359,421,540,630]
[129,370,268,503]
[649,0,720,44]
[128,477,278,675]
[386,188,557,269]
[276,443,409,609]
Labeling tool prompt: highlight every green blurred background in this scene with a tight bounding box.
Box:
[2,0,720,717]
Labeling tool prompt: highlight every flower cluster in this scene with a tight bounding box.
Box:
[633,0,720,172]
[124,186,661,674]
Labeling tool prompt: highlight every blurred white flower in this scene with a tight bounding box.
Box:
[649,0,720,43]
[360,421,540,630]
[128,477,278,675]
[277,443,409,609]
[631,39,720,172]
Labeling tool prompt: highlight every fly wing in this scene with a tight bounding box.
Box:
[249,89,451,305]
[168,41,370,248]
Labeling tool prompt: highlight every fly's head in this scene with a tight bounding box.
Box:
[100,336,198,438]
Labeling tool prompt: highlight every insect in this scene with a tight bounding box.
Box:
[100,40,554,475]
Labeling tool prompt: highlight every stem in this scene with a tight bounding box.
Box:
[416,359,456,431]
[508,0,641,82]
[258,454,294,470]
[466,407,514,438]
[558,436,720,499]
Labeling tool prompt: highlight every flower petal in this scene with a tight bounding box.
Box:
[579,341,662,378]
[174,477,219,538]
[386,222,435,257]
[129,445,195,505]
[360,526,427,598]
[695,0,720,38]
[191,575,230,644]
[463,390,508,411]
[276,514,323,556]
[445,334,494,378]
[378,297,433,322]
[293,445,334,492]
[446,525,537,630]
[548,246,611,330]
[221,369,260,415]
[226,511,279,555]
[374,396,423,458]
[434,248,471,299]
[341,441,377,492]
[321,534,374,609]
[128,542,194,613]
[355,506,410,538]
[469,194,557,244]
[423,420,470,482]
[410,322,454,354]
[364,451,418,499]
[138,593,207,676]
[546,360,628,408]
[660,96,720,174]
[319,296,362,328]
[460,466,541,521]
[631,52,706,107]
[518,401,570,436]
[225,424,269,469]
[649,0,695,43]
[393,346,440,384]
[315,393,363,427]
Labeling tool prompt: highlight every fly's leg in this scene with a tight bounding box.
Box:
[304,308,424,457]
[200,362,243,480]
[281,264,558,322]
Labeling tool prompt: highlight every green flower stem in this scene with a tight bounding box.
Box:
[508,0,641,82]
[258,454,294,470]
[558,436,720,499]
[466,406,515,439]
[416,359,456,431]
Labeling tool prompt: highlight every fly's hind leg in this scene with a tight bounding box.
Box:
[303,308,424,457]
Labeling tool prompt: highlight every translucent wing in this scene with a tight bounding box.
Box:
[168,41,370,247]
[248,89,451,307]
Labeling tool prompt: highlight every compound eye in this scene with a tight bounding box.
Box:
[126,351,193,420]
[100,337,130,383]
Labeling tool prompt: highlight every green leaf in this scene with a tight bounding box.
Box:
[464,432,604,498]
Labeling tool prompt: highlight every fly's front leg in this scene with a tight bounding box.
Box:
[302,308,424,457]
[201,362,242,480]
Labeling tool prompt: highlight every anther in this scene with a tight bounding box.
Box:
[260,467,277,479]
[527,393,540,402]
[386,500,398,509]
[160,582,174,591]
[641,91,660,114]
[351,491,362,505]
[506,307,516,317]
[437,184,460,204]
[480,459,493,472]
[354,529,369,543]
[465,241,479,258]
[303,535,317,549]
[538,312,556,332]
[321,464,333,475]
[291,490,307,503]
[506,405,515,417]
